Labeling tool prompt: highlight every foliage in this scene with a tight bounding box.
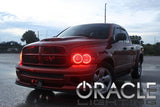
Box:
[130,35,142,40]
[130,35,160,56]
[130,35,143,45]
[0,41,23,53]
[143,43,160,56]
[21,30,39,44]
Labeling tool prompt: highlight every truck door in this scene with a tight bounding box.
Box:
[120,29,133,69]
[111,27,127,73]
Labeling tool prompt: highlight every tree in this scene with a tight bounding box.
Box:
[155,42,160,55]
[130,35,141,40]
[21,30,39,44]
[130,35,143,45]
[143,44,156,55]
[0,41,23,53]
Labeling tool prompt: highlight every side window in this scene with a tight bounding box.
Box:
[120,28,130,43]
[114,27,127,43]
[113,27,121,40]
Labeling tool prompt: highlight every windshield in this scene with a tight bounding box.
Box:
[57,24,111,39]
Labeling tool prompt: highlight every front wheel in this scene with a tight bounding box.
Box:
[131,60,142,79]
[94,66,113,94]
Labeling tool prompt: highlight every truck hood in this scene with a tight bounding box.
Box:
[26,36,107,49]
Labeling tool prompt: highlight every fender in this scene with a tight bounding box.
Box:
[96,51,115,69]
[135,49,143,66]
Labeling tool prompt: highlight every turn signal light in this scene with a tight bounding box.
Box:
[19,52,22,65]
[72,53,92,64]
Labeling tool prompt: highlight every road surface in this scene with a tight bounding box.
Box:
[0,54,160,107]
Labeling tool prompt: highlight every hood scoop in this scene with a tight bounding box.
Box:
[41,36,87,41]
[42,38,63,41]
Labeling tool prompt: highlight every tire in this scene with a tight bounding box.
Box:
[131,59,142,79]
[93,63,113,94]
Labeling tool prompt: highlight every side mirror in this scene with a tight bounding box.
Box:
[115,33,126,42]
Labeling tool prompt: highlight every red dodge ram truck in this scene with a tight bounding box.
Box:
[16,23,143,94]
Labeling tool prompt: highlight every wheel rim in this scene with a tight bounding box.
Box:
[94,67,112,94]
[138,62,142,76]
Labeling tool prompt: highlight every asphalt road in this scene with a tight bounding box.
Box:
[0,54,160,107]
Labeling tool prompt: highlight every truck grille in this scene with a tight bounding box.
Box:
[22,46,67,67]
[41,46,65,54]
[23,46,39,54]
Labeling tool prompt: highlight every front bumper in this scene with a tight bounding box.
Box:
[16,64,97,91]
